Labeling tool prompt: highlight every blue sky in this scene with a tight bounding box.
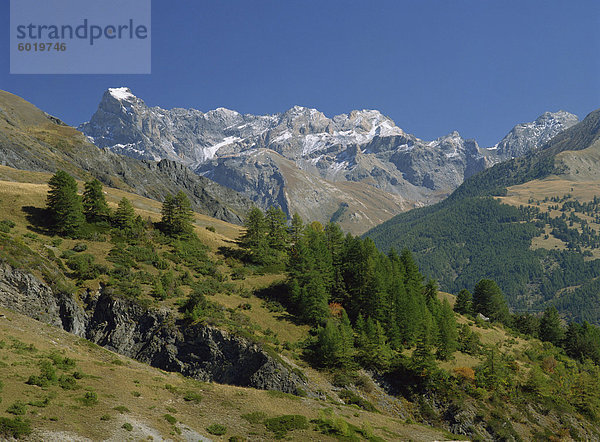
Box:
[1,0,599,147]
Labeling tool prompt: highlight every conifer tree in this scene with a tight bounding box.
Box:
[539,306,564,346]
[454,289,473,315]
[289,212,304,245]
[411,319,436,378]
[161,194,176,234]
[173,191,194,234]
[239,207,269,263]
[436,299,458,360]
[472,279,510,324]
[82,179,109,222]
[46,170,84,237]
[338,310,356,367]
[114,197,136,230]
[315,320,342,367]
[266,206,288,250]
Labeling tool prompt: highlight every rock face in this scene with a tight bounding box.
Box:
[0,262,305,394]
[80,88,578,233]
[487,110,579,160]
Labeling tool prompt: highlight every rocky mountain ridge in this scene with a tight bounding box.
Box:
[80,88,578,232]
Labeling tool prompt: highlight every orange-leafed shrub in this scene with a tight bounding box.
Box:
[453,366,475,383]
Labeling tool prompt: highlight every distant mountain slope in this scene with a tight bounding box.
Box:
[79,87,576,233]
[366,107,600,323]
[0,90,253,224]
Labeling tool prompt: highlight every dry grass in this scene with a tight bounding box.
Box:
[0,307,448,441]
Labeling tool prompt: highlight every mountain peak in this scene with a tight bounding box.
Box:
[107,87,136,102]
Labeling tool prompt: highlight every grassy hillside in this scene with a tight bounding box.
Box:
[0,306,456,441]
[2,165,600,439]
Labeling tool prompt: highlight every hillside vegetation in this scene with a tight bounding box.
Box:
[367,107,600,324]
[1,167,600,439]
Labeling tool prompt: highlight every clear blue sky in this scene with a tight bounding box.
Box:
[1,0,599,147]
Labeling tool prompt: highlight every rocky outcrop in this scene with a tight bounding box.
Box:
[0,262,306,394]
[487,110,579,161]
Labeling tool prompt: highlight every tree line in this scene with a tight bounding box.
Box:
[45,170,194,238]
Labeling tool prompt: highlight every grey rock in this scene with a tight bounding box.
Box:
[484,110,579,161]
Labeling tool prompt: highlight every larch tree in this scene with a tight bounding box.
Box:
[46,170,84,237]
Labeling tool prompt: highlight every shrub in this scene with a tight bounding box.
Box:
[0,220,16,233]
[338,389,377,412]
[453,366,476,383]
[163,414,177,424]
[81,391,98,406]
[6,401,27,415]
[58,375,77,390]
[27,360,57,387]
[122,422,133,431]
[100,414,111,421]
[113,405,130,413]
[48,352,76,370]
[183,391,202,403]
[67,253,105,280]
[264,415,308,438]
[0,417,31,439]
[60,249,76,259]
[206,226,216,233]
[72,242,88,252]
[206,423,227,435]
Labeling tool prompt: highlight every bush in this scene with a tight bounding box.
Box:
[0,220,16,233]
[163,414,177,424]
[0,417,31,439]
[113,405,129,413]
[48,352,76,370]
[27,360,57,387]
[264,415,308,438]
[81,391,98,406]
[122,422,133,431]
[67,253,105,280]
[58,375,77,390]
[206,423,227,435]
[338,389,377,412]
[72,242,88,252]
[6,401,27,415]
[183,391,202,403]
[206,226,216,233]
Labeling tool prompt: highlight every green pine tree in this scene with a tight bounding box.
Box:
[239,207,269,263]
[472,279,510,324]
[436,299,458,360]
[266,206,289,251]
[539,306,564,346]
[82,179,110,222]
[46,170,84,237]
[173,191,194,234]
[114,197,136,230]
[454,289,473,315]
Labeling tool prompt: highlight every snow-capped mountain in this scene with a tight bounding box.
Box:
[79,88,578,233]
[486,110,579,160]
